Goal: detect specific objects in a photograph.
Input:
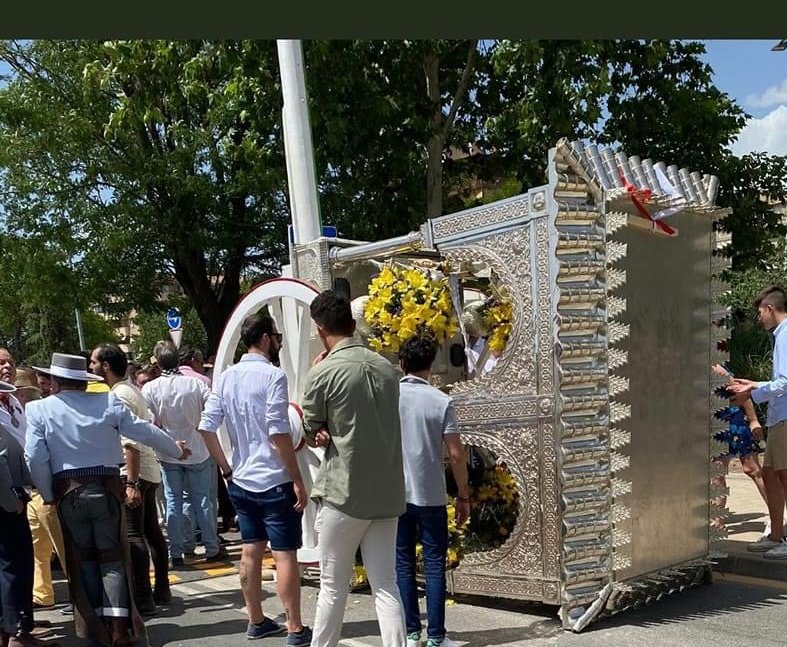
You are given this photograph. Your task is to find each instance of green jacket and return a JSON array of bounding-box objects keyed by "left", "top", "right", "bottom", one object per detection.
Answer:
[{"left": 301, "top": 337, "right": 405, "bottom": 520}]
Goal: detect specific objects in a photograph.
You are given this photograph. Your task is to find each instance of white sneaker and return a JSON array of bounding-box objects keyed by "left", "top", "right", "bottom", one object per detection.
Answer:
[
  {"left": 407, "top": 633, "right": 421, "bottom": 647},
  {"left": 764, "top": 540, "right": 787, "bottom": 560},
  {"left": 747, "top": 536, "right": 783, "bottom": 552},
  {"left": 426, "top": 638, "right": 461, "bottom": 647}
]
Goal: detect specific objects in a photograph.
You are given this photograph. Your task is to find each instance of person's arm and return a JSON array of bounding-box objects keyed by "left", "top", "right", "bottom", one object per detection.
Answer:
[
  {"left": 112, "top": 396, "right": 188, "bottom": 461},
  {"left": 123, "top": 445, "right": 142, "bottom": 507},
  {"left": 741, "top": 398, "right": 764, "bottom": 441},
  {"left": 0, "top": 436, "right": 21, "bottom": 514},
  {"left": 197, "top": 385, "right": 232, "bottom": 476},
  {"left": 300, "top": 366, "right": 331, "bottom": 448},
  {"left": 24, "top": 406, "right": 55, "bottom": 503},
  {"left": 267, "top": 373, "right": 306, "bottom": 511},
  {"left": 443, "top": 401, "right": 470, "bottom": 525}
]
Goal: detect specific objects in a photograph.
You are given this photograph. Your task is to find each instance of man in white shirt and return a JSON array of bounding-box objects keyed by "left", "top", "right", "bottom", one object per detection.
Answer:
[
  {"left": 90, "top": 343, "right": 170, "bottom": 614},
  {"left": 199, "top": 313, "right": 310, "bottom": 646},
  {"left": 142, "top": 341, "right": 225, "bottom": 567}
]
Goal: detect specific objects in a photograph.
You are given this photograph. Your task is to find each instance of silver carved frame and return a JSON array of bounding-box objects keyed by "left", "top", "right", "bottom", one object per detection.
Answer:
[{"left": 291, "top": 139, "right": 726, "bottom": 631}]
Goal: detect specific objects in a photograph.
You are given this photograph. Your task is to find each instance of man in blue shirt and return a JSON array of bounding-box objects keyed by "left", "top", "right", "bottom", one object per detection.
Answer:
[
  {"left": 729, "top": 286, "right": 787, "bottom": 559},
  {"left": 396, "top": 336, "right": 469, "bottom": 647},
  {"left": 25, "top": 353, "right": 189, "bottom": 647}
]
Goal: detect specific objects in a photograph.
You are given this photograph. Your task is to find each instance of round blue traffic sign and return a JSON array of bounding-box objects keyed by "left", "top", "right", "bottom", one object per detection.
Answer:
[{"left": 166, "top": 307, "right": 182, "bottom": 330}]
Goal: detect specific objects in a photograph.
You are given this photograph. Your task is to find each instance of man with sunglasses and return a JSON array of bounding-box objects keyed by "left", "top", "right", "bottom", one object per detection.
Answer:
[{"left": 199, "top": 313, "right": 310, "bottom": 646}]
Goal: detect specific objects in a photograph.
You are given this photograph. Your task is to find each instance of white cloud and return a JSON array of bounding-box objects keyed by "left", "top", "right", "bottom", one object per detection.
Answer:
[
  {"left": 745, "top": 78, "right": 787, "bottom": 108},
  {"left": 730, "top": 105, "right": 787, "bottom": 156}
]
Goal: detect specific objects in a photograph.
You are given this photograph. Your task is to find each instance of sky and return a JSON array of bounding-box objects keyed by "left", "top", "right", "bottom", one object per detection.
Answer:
[{"left": 702, "top": 39, "right": 787, "bottom": 156}]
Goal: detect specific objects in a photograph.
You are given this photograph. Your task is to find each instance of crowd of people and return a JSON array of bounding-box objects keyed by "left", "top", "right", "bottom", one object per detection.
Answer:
[{"left": 0, "top": 289, "right": 471, "bottom": 647}]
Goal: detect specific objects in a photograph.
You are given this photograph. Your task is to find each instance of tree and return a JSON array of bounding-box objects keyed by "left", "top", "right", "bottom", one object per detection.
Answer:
[
  {"left": 0, "top": 40, "right": 289, "bottom": 351},
  {"left": 304, "top": 40, "right": 494, "bottom": 238},
  {"left": 0, "top": 234, "right": 120, "bottom": 364},
  {"left": 130, "top": 306, "right": 208, "bottom": 363}
]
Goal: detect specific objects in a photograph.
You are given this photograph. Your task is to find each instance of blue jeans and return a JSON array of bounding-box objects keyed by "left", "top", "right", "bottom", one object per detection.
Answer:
[
  {"left": 161, "top": 459, "right": 218, "bottom": 559},
  {"left": 182, "top": 458, "right": 218, "bottom": 551},
  {"left": 396, "top": 504, "right": 448, "bottom": 641}
]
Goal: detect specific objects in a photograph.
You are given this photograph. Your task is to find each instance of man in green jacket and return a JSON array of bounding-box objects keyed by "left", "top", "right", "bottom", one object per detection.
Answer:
[{"left": 301, "top": 291, "right": 406, "bottom": 647}]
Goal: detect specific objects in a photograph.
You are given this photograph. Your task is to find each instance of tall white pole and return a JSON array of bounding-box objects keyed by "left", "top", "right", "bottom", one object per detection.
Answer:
[{"left": 276, "top": 40, "right": 322, "bottom": 246}]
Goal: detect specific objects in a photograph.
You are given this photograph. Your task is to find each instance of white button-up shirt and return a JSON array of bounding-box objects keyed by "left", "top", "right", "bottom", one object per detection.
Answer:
[
  {"left": 142, "top": 373, "right": 210, "bottom": 465},
  {"left": 199, "top": 353, "right": 290, "bottom": 493}
]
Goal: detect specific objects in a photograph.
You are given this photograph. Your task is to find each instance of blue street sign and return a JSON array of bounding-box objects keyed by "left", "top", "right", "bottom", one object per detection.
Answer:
[
  {"left": 166, "top": 307, "right": 182, "bottom": 330},
  {"left": 288, "top": 225, "right": 338, "bottom": 244}
]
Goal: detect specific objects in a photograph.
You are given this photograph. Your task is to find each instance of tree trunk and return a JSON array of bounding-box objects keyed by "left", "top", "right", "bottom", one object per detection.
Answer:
[{"left": 424, "top": 54, "right": 444, "bottom": 218}]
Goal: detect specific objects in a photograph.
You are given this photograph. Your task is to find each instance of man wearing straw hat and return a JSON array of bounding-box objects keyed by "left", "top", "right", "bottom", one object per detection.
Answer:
[{"left": 24, "top": 353, "right": 191, "bottom": 647}]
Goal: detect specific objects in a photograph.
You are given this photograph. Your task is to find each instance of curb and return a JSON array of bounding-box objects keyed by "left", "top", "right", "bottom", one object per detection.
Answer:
[{"left": 712, "top": 552, "right": 787, "bottom": 582}]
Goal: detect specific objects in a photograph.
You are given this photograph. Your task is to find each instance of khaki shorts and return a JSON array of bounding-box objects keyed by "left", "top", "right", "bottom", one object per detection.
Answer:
[{"left": 764, "top": 420, "right": 787, "bottom": 471}]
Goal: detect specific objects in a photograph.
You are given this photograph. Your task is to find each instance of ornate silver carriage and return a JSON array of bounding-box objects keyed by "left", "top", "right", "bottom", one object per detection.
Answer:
[{"left": 214, "top": 138, "right": 730, "bottom": 630}]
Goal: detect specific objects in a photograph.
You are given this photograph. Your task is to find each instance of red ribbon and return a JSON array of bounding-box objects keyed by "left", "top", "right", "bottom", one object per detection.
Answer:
[{"left": 621, "top": 174, "right": 675, "bottom": 236}]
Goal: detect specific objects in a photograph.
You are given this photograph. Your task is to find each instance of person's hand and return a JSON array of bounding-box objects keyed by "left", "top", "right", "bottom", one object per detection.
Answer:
[
  {"left": 312, "top": 350, "right": 329, "bottom": 367},
  {"left": 125, "top": 485, "right": 141, "bottom": 508},
  {"left": 455, "top": 497, "right": 470, "bottom": 526},
  {"left": 751, "top": 423, "right": 765, "bottom": 442},
  {"left": 293, "top": 479, "right": 308, "bottom": 512},
  {"left": 728, "top": 378, "right": 758, "bottom": 395},
  {"left": 176, "top": 441, "right": 192, "bottom": 461},
  {"left": 312, "top": 427, "right": 332, "bottom": 448},
  {"left": 15, "top": 499, "right": 24, "bottom": 515}
]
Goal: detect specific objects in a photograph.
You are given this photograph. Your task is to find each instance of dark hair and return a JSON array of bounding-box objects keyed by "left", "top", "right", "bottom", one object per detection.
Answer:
[
  {"left": 310, "top": 290, "right": 354, "bottom": 336},
  {"left": 54, "top": 376, "right": 88, "bottom": 391},
  {"left": 754, "top": 286, "right": 787, "bottom": 313},
  {"left": 94, "top": 343, "right": 128, "bottom": 377},
  {"left": 153, "top": 340, "right": 179, "bottom": 370},
  {"left": 399, "top": 335, "right": 438, "bottom": 374},
  {"left": 241, "top": 313, "right": 276, "bottom": 349},
  {"left": 178, "top": 346, "right": 198, "bottom": 366}
]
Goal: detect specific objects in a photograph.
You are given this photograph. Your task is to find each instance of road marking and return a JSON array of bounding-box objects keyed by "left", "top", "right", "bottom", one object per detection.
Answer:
[{"left": 338, "top": 639, "right": 376, "bottom": 647}]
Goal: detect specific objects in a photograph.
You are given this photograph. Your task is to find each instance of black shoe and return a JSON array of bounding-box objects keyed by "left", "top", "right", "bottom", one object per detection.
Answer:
[
  {"left": 153, "top": 590, "right": 172, "bottom": 606},
  {"left": 32, "top": 603, "right": 54, "bottom": 610},
  {"left": 171, "top": 558, "right": 185, "bottom": 568},
  {"left": 203, "top": 548, "right": 229, "bottom": 564},
  {"left": 136, "top": 599, "right": 157, "bottom": 617},
  {"left": 183, "top": 551, "right": 196, "bottom": 558}
]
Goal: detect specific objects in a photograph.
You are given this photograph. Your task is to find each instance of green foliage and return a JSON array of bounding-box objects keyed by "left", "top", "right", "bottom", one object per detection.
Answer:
[
  {"left": 0, "top": 40, "right": 289, "bottom": 350},
  {"left": 130, "top": 306, "right": 208, "bottom": 363},
  {"left": 0, "top": 38, "right": 784, "bottom": 363}
]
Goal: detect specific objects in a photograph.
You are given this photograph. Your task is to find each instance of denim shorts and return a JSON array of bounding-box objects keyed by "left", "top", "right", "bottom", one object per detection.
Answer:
[{"left": 227, "top": 480, "right": 303, "bottom": 551}]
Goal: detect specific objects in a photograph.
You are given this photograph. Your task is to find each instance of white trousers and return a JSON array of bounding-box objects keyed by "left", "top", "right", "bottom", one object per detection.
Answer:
[{"left": 311, "top": 505, "right": 406, "bottom": 647}]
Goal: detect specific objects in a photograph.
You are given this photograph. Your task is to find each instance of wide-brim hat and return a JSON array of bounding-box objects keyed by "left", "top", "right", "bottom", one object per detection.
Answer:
[
  {"left": 0, "top": 379, "right": 17, "bottom": 393},
  {"left": 15, "top": 369, "right": 42, "bottom": 398},
  {"left": 33, "top": 353, "right": 104, "bottom": 382}
]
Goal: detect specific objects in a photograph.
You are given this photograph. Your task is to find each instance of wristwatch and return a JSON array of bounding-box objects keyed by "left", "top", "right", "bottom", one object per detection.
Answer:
[{"left": 127, "top": 480, "right": 141, "bottom": 490}]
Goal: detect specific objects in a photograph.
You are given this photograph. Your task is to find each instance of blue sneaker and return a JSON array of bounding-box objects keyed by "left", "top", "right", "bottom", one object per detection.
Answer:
[
  {"left": 286, "top": 625, "right": 313, "bottom": 647},
  {"left": 246, "top": 617, "right": 286, "bottom": 640}
]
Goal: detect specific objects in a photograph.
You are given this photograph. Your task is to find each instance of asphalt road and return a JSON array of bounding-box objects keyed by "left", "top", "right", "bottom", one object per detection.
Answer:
[{"left": 35, "top": 571, "right": 787, "bottom": 647}]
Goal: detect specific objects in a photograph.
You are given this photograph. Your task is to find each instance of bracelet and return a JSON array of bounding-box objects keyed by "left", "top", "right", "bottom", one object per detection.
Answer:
[
  {"left": 456, "top": 496, "right": 470, "bottom": 502},
  {"left": 127, "top": 480, "right": 141, "bottom": 489}
]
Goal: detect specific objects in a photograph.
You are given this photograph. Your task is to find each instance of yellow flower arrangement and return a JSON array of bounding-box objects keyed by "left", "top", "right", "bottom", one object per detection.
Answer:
[
  {"left": 484, "top": 300, "right": 513, "bottom": 354},
  {"left": 364, "top": 264, "right": 459, "bottom": 354}
]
